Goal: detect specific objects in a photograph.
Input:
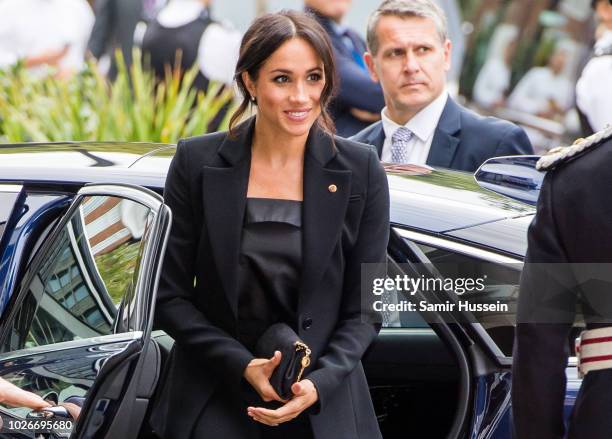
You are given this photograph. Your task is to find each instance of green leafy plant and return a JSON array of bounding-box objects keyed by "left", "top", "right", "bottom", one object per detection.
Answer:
[{"left": 0, "top": 49, "right": 235, "bottom": 143}]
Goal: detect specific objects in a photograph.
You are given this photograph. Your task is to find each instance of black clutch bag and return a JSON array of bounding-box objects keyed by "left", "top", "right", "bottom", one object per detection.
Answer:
[{"left": 254, "top": 323, "right": 312, "bottom": 400}]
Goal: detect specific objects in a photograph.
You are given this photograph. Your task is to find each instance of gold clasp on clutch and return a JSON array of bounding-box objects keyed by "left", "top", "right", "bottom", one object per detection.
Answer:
[{"left": 294, "top": 341, "right": 311, "bottom": 382}]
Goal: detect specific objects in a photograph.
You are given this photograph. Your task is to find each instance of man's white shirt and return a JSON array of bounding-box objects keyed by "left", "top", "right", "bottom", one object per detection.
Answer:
[
  {"left": 156, "top": 0, "right": 241, "bottom": 85},
  {"left": 380, "top": 91, "right": 448, "bottom": 164}
]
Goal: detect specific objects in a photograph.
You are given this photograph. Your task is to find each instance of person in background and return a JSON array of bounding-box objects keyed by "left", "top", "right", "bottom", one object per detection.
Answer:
[
  {"left": 141, "top": 0, "right": 241, "bottom": 130},
  {"left": 142, "top": 0, "right": 240, "bottom": 88},
  {"left": 576, "top": 0, "right": 612, "bottom": 135},
  {"left": 352, "top": 0, "right": 533, "bottom": 173},
  {"left": 0, "top": 0, "right": 94, "bottom": 77},
  {"left": 473, "top": 34, "right": 517, "bottom": 110},
  {"left": 87, "top": 0, "right": 144, "bottom": 80},
  {"left": 506, "top": 45, "right": 575, "bottom": 151},
  {"left": 305, "top": 0, "right": 385, "bottom": 137},
  {"left": 507, "top": 47, "right": 574, "bottom": 120}
]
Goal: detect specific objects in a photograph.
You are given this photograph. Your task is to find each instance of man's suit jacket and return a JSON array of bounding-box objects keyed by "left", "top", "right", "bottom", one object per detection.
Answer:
[
  {"left": 87, "top": 0, "right": 143, "bottom": 80},
  {"left": 351, "top": 97, "right": 534, "bottom": 172},
  {"left": 513, "top": 136, "right": 612, "bottom": 439},
  {"left": 150, "top": 117, "right": 389, "bottom": 439},
  {"left": 309, "top": 10, "right": 385, "bottom": 137}
]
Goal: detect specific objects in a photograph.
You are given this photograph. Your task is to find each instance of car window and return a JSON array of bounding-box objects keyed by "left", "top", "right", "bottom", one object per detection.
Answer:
[
  {"left": 3, "top": 195, "right": 154, "bottom": 353},
  {"left": 410, "top": 241, "right": 584, "bottom": 357},
  {"left": 414, "top": 242, "right": 520, "bottom": 356}
]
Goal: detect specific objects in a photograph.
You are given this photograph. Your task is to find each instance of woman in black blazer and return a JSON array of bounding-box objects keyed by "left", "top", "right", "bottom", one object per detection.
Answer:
[{"left": 151, "top": 10, "right": 389, "bottom": 439}]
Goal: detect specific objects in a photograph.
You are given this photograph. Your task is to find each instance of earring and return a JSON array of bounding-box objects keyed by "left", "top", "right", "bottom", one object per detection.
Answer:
[{"left": 250, "top": 95, "right": 257, "bottom": 104}]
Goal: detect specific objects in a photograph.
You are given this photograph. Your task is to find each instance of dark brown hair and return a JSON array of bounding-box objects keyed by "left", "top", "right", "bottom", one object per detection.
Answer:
[{"left": 229, "top": 10, "right": 337, "bottom": 136}]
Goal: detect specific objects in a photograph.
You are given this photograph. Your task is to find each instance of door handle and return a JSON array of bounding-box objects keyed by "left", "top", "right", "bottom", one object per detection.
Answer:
[{"left": 27, "top": 405, "right": 71, "bottom": 419}]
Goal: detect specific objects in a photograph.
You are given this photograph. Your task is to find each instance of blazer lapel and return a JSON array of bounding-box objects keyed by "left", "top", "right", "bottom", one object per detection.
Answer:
[
  {"left": 427, "top": 97, "right": 461, "bottom": 168},
  {"left": 201, "top": 118, "right": 253, "bottom": 318},
  {"left": 364, "top": 122, "right": 385, "bottom": 158},
  {"left": 300, "top": 128, "right": 352, "bottom": 310}
]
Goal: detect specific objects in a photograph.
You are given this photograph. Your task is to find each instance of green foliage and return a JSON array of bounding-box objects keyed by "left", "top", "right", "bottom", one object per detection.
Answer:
[
  {"left": 94, "top": 240, "right": 142, "bottom": 306},
  {"left": 0, "top": 50, "right": 235, "bottom": 143}
]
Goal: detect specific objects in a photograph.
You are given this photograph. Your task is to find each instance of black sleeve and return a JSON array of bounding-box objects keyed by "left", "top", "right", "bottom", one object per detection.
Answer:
[
  {"left": 334, "top": 52, "right": 386, "bottom": 113},
  {"left": 87, "top": 0, "right": 113, "bottom": 59},
  {"left": 306, "top": 149, "right": 389, "bottom": 410},
  {"left": 155, "top": 141, "right": 254, "bottom": 385},
  {"left": 512, "top": 171, "right": 577, "bottom": 439}
]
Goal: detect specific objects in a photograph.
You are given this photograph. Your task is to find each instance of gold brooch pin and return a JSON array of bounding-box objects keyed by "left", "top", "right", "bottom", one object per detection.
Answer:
[{"left": 328, "top": 184, "right": 337, "bottom": 193}]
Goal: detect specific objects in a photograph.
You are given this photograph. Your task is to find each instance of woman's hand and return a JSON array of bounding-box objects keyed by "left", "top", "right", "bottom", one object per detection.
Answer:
[
  {"left": 0, "top": 378, "right": 51, "bottom": 410},
  {"left": 247, "top": 379, "right": 318, "bottom": 426},
  {"left": 243, "top": 351, "right": 285, "bottom": 403},
  {"left": 59, "top": 402, "right": 82, "bottom": 420}
]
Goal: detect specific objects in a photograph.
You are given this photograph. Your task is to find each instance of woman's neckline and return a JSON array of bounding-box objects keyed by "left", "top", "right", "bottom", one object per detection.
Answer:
[{"left": 246, "top": 197, "right": 303, "bottom": 203}]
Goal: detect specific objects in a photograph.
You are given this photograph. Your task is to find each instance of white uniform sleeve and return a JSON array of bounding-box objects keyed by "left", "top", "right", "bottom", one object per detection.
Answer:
[
  {"left": 576, "top": 57, "right": 612, "bottom": 132},
  {"left": 197, "top": 23, "right": 242, "bottom": 85}
]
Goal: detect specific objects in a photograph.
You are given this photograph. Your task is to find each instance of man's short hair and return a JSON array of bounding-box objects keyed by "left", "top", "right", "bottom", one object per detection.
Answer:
[{"left": 367, "top": 0, "right": 448, "bottom": 55}]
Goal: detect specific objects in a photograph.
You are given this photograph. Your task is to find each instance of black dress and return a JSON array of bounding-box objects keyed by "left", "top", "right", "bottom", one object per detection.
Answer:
[
  {"left": 237, "top": 198, "right": 313, "bottom": 439},
  {"left": 236, "top": 198, "right": 302, "bottom": 352}
]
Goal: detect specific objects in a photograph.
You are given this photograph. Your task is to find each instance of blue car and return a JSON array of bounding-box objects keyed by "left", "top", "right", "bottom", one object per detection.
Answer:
[{"left": 0, "top": 143, "right": 580, "bottom": 438}]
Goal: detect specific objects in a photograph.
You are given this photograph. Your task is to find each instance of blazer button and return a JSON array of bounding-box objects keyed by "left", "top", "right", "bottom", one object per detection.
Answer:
[{"left": 302, "top": 317, "right": 313, "bottom": 330}]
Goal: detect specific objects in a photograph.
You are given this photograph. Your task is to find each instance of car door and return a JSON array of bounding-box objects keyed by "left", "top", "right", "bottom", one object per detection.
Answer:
[
  {"left": 0, "top": 184, "right": 171, "bottom": 439},
  {"left": 393, "top": 227, "right": 582, "bottom": 438}
]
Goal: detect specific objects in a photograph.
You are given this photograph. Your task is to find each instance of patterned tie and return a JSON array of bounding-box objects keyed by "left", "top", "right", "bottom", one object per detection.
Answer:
[{"left": 390, "top": 127, "right": 413, "bottom": 164}]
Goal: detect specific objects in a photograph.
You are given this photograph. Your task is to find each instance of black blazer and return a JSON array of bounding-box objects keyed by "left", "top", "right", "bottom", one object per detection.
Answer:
[
  {"left": 513, "top": 136, "right": 612, "bottom": 438},
  {"left": 351, "top": 97, "right": 534, "bottom": 172},
  {"left": 151, "top": 118, "right": 389, "bottom": 439}
]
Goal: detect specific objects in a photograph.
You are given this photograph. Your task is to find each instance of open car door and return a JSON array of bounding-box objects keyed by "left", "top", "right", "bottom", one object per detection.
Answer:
[{"left": 0, "top": 184, "right": 171, "bottom": 439}]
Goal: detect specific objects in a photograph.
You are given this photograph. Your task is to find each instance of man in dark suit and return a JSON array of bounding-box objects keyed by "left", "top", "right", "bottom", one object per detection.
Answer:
[
  {"left": 352, "top": 0, "right": 533, "bottom": 172},
  {"left": 306, "top": 0, "right": 386, "bottom": 137},
  {"left": 513, "top": 127, "right": 612, "bottom": 438},
  {"left": 87, "top": 0, "right": 143, "bottom": 80}
]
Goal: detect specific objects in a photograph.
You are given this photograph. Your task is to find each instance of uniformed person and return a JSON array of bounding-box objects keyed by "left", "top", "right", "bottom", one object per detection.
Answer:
[
  {"left": 512, "top": 125, "right": 612, "bottom": 438},
  {"left": 576, "top": 0, "right": 612, "bottom": 135}
]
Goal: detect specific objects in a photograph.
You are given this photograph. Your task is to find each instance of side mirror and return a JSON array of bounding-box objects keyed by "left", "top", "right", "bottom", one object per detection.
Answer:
[{"left": 474, "top": 155, "right": 544, "bottom": 205}]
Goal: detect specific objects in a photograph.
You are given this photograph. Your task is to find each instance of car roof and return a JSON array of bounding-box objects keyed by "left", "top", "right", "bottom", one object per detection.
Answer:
[
  {"left": 0, "top": 142, "right": 170, "bottom": 188},
  {"left": 0, "top": 143, "right": 533, "bottom": 255}
]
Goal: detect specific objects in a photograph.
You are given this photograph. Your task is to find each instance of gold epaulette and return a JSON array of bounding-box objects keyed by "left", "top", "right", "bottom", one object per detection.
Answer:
[{"left": 536, "top": 125, "right": 612, "bottom": 171}]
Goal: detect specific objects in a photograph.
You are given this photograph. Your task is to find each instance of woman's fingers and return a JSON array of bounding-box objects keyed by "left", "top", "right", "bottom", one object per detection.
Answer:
[
  {"left": 248, "top": 397, "right": 304, "bottom": 424},
  {"left": 248, "top": 411, "right": 278, "bottom": 426},
  {"left": 245, "top": 351, "right": 287, "bottom": 403},
  {"left": 249, "top": 380, "right": 318, "bottom": 425},
  {"left": 258, "top": 380, "right": 283, "bottom": 402},
  {"left": 264, "top": 351, "right": 282, "bottom": 374},
  {"left": 0, "top": 380, "right": 51, "bottom": 410}
]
